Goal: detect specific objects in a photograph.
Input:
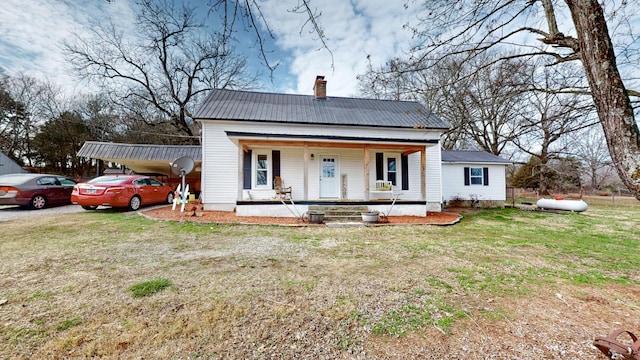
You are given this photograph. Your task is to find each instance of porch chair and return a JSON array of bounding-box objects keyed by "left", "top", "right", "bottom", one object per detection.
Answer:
[
  {"left": 375, "top": 180, "right": 393, "bottom": 191},
  {"left": 370, "top": 180, "right": 394, "bottom": 199},
  {"left": 274, "top": 176, "right": 292, "bottom": 199}
]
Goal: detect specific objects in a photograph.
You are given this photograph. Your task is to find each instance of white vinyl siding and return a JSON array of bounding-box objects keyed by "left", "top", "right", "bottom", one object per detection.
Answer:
[
  {"left": 200, "top": 122, "right": 239, "bottom": 209},
  {"left": 407, "top": 152, "right": 423, "bottom": 199},
  {"left": 425, "top": 144, "right": 442, "bottom": 204},
  {"left": 199, "top": 120, "right": 443, "bottom": 208},
  {"left": 442, "top": 163, "right": 507, "bottom": 201},
  {"left": 278, "top": 148, "right": 307, "bottom": 200}
]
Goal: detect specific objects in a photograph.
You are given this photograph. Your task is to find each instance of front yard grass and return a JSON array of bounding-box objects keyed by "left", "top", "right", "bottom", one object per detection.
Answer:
[{"left": 1, "top": 201, "right": 639, "bottom": 358}]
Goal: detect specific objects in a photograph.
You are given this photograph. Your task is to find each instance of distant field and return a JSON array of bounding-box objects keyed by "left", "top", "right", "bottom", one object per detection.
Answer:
[
  {"left": 1, "top": 204, "right": 639, "bottom": 358},
  {"left": 579, "top": 194, "right": 640, "bottom": 207},
  {"left": 514, "top": 191, "right": 640, "bottom": 208}
]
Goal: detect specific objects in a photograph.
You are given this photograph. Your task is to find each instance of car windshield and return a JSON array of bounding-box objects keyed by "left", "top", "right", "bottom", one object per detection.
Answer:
[
  {"left": 0, "top": 174, "right": 36, "bottom": 185},
  {"left": 88, "top": 176, "right": 129, "bottom": 185}
]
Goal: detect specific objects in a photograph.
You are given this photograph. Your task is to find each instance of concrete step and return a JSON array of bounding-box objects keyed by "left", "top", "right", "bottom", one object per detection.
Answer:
[{"left": 308, "top": 205, "right": 370, "bottom": 223}]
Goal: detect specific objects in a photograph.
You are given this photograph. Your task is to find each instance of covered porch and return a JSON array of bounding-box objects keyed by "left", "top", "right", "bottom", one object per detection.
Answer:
[
  {"left": 225, "top": 131, "right": 442, "bottom": 216},
  {"left": 235, "top": 198, "right": 429, "bottom": 218}
]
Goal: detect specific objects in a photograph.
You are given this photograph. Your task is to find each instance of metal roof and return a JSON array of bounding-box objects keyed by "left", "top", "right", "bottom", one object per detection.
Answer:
[
  {"left": 194, "top": 89, "right": 450, "bottom": 130},
  {"left": 77, "top": 141, "right": 202, "bottom": 161},
  {"left": 441, "top": 150, "right": 511, "bottom": 164},
  {"left": 77, "top": 141, "right": 202, "bottom": 176}
]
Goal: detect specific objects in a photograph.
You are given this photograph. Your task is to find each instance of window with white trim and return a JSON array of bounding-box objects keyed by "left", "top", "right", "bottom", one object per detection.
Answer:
[
  {"left": 470, "top": 167, "right": 483, "bottom": 185},
  {"left": 464, "top": 166, "right": 489, "bottom": 186},
  {"left": 376, "top": 152, "right": 402, "bottom": 187},
  {"left": 255, "top": 153, "right": 270, "bottom": 188},
  {"left": 387, "top": 157, "right": 397, "bottom": 186}
]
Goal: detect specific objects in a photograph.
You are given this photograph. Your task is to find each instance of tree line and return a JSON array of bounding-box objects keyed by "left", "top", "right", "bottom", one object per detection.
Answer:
[
  {"left": 2, "top": 0, "right": 637, "bottom": 196},
  {"left": 356, "top": 0, "right": 640, "bottom": 196},
  {"left": 0, "top": 74, "right": 186, "bottom": 177},
  {"left": 357, "top": 51, "right": 618, "bottom": 194},
  {"left": 1, "top": 0, "right": 256, "bottom": 178}
]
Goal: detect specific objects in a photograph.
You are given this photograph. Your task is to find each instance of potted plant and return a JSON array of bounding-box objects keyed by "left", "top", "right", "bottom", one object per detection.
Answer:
[{"left": 361, "top": 210, "right": 379, "bottom": 223}]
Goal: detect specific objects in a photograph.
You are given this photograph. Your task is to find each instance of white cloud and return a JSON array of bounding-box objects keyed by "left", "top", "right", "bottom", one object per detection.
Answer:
[
  {"left": 258, "top": 0, "right": 419, "bottom": 97},
  {"left": 0, "top": 0, "right": 417, "bottom": 98},
  {"left": 0, "top": 0, "right": 136, "bottom": 95}
]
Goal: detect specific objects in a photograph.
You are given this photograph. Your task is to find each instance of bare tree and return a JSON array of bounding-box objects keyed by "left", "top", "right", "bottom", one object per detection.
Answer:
[
  {"left": 75, "top": 94, "right": 121, "bottom": 143},
  {"left": 359, "top": 52, "right": 531, "bottom": 156},
  {"left": 442, "top": 56, "right": 531, "bottom": 155},
  {"left": 357, "top": 59, "right": 419, "bottom": 101},
  {"left": 379, "top": 0, "right": 640, "bottom": 199},
  {"left": 206, "top": 0, "right": 334, "bottom": 75},
  {"left": 568, "top": 127, "right": 618, "bottom": 190},
  {"left": 2, "top": 74, "right": 66, "bottom": 167},
  {"left": 0, "top": 76, "right": 27, "bottom": 164},
  {"left": 33, "top": 111, "right": 91, "bottom": 176},
  {"left": 512, "top": 63, "right": 597, "bottom": 194},
  {"left": 65, "top": 0, "right": 255, "bottom": 144}
]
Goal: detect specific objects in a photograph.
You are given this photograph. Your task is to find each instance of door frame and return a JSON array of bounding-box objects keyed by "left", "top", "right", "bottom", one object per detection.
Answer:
[{"left": 319, "top": 154, "right": 340, "bottom": 199}]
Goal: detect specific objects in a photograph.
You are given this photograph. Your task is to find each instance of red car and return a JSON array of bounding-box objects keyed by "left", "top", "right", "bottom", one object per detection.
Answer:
[
  {"left": 0, "top": 173, "right": 77, "bottom": 209},
  {"left": 72, "top": 175, "right": 175, "bottom": 211}
]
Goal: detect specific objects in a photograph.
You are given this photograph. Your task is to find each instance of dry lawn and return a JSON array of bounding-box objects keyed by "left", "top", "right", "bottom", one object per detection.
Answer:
[{"left": 1, "top": 200, "right": 640, "bottom": 359}]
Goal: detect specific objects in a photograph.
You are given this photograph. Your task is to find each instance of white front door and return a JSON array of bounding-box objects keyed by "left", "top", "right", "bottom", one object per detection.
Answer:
[{"left": 319, "top": 155, "right": 339, "bottom": 198}]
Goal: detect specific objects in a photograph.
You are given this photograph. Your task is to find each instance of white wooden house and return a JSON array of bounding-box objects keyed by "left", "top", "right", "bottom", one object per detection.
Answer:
[
  {"left": 441, "top": 150, "right": 512, "bottom": 207},
  {"left": 193, "top": 76, "right": 450, "bottom": 217},
  {"left": 76, "top": 78, "right": 512, "bottom": 216}
]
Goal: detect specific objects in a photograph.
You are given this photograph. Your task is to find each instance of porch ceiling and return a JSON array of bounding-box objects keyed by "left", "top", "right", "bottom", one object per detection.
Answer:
[{"left": 227, "top": 131, "right": 437, "bottom": 154}]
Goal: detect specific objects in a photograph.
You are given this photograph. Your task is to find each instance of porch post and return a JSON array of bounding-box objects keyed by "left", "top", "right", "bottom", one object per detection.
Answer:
[
  {"left": 421, "top": 148, "right": 426, "bottom": 200},
  {"left": 304, "top": 143, "right": 309, "bottom": 200},
  {"left": 238, "top": 142, "right": 245, "bottom": 201},
  {"left": 364, "top": 145, "right": 370, "bottom": 200}
]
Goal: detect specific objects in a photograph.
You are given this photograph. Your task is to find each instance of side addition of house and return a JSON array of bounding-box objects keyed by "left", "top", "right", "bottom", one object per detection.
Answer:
[
  {"left": 193, "top": 76, "right": 451, "bottom": 217},
  {"left": 441, "top": 150, "right": 512, "bottom": 207}
]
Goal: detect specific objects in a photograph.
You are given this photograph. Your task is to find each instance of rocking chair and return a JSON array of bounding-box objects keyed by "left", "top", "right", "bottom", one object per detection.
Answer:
[{"left": 274, "top": 176, "right": 292, "bottom": 199}]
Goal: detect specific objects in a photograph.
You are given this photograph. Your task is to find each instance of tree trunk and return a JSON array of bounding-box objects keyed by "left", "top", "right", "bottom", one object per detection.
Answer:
[{"left": 565, "top": 0, "right": 640, "bottom": 199}]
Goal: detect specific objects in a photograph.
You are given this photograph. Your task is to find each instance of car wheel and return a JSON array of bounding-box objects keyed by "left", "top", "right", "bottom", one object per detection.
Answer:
[
  {"left": 31, "top": 195, "right": 47, "bottom": 209},
  {"left": 128, "top": 196, "right": 141, "bottom": 211},
  {"left": 166, "top": 192, "right": 174, "bottom": 204},
  {"left": 81, "top": 205, "right": 98, "bottom": 210}
]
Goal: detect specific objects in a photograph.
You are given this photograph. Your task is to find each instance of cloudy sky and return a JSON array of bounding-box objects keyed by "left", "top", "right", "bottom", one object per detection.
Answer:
[{"left": 0, "top": 0, "right": 421, "bottom": 98}]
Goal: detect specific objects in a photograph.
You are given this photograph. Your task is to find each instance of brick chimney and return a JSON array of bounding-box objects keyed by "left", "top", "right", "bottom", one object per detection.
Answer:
[{"left": 313, "top": 75, "right": 327, "bottom": 99}]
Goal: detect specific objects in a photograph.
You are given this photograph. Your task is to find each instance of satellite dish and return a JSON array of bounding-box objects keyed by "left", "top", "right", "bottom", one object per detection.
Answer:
[
  {"left": 171, "top": 156, "right": 195, "bottom": 176},
  {"left": 170, "top": 157, "right": 195, "bottom": 211}
]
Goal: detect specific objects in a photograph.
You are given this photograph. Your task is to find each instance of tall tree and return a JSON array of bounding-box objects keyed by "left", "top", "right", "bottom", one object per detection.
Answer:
[
  {"left": 0, "top": 77, "right": 28, "bottom": 164},
  {"left": 377, "top": 0, "right": 640, "bottom": 199},
  {"left": 65, "top": 0, "right": 255, "bottom": 143},
  {"left": 5, "top": 74, "right": 64, "bottom": 167},
  {"left": 568, "top": 127, "right": 618, "bottom": 190},
  {"left": 33, "top": 111, "right": 92, "bottom": 176},
  {"left": 76, "top": 94, "right": 120, "bottom": 143},
  {"left": 358, "top": 53, "right": 531, "bottom": 156},
  {"left": 439, "top": 56, "right": 531, "bottom": 155},
  {"left": 512, "top": 63, "right": 596, "bottom": 194}
]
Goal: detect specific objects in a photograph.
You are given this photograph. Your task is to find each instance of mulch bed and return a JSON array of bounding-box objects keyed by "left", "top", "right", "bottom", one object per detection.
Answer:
[{"left": 141, "top": 205, "right": 462, "bottom": 226}]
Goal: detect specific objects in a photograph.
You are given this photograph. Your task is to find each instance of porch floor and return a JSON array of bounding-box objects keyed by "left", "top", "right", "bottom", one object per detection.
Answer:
[{"left": 236, "top": 199, "right": 425, "bottom": 205}]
